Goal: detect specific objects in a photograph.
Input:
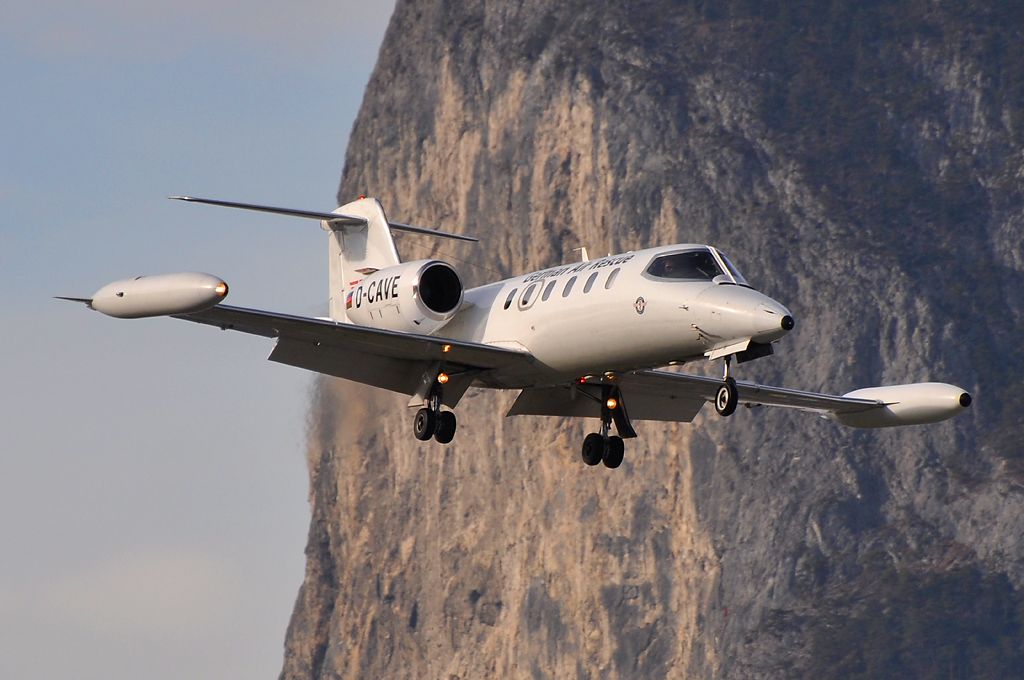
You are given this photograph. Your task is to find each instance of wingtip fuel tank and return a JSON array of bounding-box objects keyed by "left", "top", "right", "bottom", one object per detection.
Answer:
[
  {"left": 834, "top": 382, "right": 972, "bottom": 428},
  {"left": 90, "top": 272, "right": 229, "bottom": 319}
]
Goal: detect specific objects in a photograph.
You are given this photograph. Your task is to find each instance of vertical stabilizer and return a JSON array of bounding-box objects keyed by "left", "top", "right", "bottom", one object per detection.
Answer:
[
  {"left": 167, "top": 194, "right": 475, "bottom": 323},
  {"left": 323, "top": 197, "right": 401, "bottom": 322}
]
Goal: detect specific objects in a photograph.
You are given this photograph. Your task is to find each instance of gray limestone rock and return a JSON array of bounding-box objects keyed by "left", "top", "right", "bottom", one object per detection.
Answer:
[{"left": 280, "top": 2, "right": 1024, "bottom": 678}]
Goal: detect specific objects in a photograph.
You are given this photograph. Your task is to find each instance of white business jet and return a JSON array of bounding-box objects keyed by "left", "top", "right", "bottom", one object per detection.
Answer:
[{"left": 60, "top": 196, "right": 972, "bottom": 469}]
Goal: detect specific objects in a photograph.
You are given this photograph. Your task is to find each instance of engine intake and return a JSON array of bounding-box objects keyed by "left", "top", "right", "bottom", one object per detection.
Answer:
[
  {"left": 419, "top": 262, "right": 462, "bottom": 314},
  {"left": 345, "top": 259, "right": 464, "bottom": 334}
]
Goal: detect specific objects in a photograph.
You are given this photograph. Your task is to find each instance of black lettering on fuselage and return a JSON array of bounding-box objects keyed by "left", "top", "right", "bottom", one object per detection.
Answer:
[
  {"left": 354, "top": 274, "right": 401, "bottom": 309},
  {"left": 521, "top": 253, "right": 635, "bottom": 283}
]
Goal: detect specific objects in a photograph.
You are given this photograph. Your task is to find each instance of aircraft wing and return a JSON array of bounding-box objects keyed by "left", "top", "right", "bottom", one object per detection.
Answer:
[
  {"left": 174, "top": 304, "right": 534, "bottom": 404},
  {"left": 621, "top": 369, "right": 879, "bottom": 415},
  {"left": 624, "top": 369, "right": 972, "bottom": 427},
  {"left": 507, "top": 367, "right": 969, "bottom": 430},
  {"left": 509, "top": 368, "right": 879, "bottom": 422}
]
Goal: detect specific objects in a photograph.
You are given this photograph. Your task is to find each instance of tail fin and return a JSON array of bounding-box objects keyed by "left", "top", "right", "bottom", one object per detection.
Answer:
[
  {"left": 324, "top": 197, "right": 400, "bottom": 322},
  {"left": 169, "top": 195, "right": 477, "bottom": 323}
]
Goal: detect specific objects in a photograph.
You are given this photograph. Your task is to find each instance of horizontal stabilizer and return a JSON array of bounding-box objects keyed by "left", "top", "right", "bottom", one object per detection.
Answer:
[{"left": 170, "top": 196, "right": 478, "bottom": 242}]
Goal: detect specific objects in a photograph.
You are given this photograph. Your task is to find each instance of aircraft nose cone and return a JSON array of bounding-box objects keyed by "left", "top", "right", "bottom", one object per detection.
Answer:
[
  {"left": 752, "top": 299, "right": 793, "bottom": 342},
  {"left": 694, "top": 286, "right": 794, "bottom": 343}
]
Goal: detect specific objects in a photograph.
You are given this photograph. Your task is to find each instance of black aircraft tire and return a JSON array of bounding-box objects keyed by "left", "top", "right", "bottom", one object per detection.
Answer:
[
  {"left": 435, "top": 411, "right": 457, "bottom": 444},
  {"left": 715, "top": 377, "right": 738, "bottom": 417},
  {"left": 581, "top": 433, "right": 604, "bottom": 466},
  {"left": 413, "top": 408, "right": 437, "bottom": 441},
  {"left": 603, "top": 436, "right": 625, "bottom": 469}
]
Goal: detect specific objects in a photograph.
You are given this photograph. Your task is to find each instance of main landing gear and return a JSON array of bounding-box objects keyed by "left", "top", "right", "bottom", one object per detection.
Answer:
[
  {"left": 581, "top": 386, "right": 635, "bottom": 470},
  {"left": 413, "top": 379, "right": 457, "bottom": 444},
  {"left": 715, "top": 357, "right": 739, "bottom": 417}
]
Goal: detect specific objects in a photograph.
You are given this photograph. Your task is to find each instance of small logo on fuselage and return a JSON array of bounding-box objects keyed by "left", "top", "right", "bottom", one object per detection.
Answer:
[{"left": 635, "top": 296, "right": 646, "bottom": 315}]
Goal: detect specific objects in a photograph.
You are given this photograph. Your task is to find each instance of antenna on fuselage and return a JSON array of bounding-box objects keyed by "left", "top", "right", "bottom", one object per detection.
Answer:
[{"left": 574, "top": 247, "right": 591, "bottom": 263}]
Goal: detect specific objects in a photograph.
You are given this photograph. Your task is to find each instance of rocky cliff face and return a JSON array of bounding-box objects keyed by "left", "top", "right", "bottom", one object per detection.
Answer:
[{"left": 281, "top": 2, "right": 1024, "bottom": 678}]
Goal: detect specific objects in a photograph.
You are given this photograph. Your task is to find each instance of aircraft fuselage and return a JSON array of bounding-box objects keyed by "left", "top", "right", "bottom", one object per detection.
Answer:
[{"left": 442, "top": 244, "right": 793, "bottom": 386}]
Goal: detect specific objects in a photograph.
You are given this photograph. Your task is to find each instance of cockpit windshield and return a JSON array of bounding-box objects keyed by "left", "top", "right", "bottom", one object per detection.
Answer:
[
  {"left": 646, "top": 249, "right": 724, "bottom": 281},
  {"left": 645, "top": 247, "right": 750, "bottom": 286}
]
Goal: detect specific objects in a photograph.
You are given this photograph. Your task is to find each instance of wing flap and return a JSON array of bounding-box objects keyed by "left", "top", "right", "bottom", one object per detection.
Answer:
[
  {"left": 507, "top": 386, "right": 601, "bottom": 418},
  {"left": 508, "top": 383, "right": 705, "bottom": 423},
  {"left": 269, "top": 338, "right": 428, "bottom": 395}
]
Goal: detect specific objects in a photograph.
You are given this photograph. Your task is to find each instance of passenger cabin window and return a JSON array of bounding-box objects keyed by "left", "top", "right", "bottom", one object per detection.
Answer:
[
  {"left": 646, "top": 250, "right": 724, "bottom": 281},
  {"left": 541, "top": 279, "right": 557, "bottom": 301},
  {"left": 605, "top": 268, "right": 621, "bottom": 289},
  {"left": 583, "top": 272, "right": 599, "bottom": 293},
  {"left": 520, "top": 283, "right": 538, "bottom": 307},
  {"left": 562, "top": 276, "right": 577, "bottom": 297},
  {"left": 503, "top": 288, "right": 517, "bottom": 310}
]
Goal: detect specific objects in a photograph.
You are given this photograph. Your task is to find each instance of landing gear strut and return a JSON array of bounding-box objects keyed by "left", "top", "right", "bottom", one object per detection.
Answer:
[
  {"left": 412, "top": 379, "right": 457, "bottom": 444},
  {"left": 580, "top": 386, "right": 632, "bottom": 469},
  {"left": 715, "top": 357, "right": 739, "bottom": 417}
]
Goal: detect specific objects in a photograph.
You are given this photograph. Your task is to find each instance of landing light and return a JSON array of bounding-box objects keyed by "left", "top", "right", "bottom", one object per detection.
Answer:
[
  {"left": 437, "top": 372, "right": 450, "bottom": 384},
  {"left": 442, "top": 344, "right": 452, "bottom": 353},
  {"left": 606, "top": 398, "right": 618, "bottom": 410},
  {"left": 214, "top": 282, "right": 229, "bottom": 297}
]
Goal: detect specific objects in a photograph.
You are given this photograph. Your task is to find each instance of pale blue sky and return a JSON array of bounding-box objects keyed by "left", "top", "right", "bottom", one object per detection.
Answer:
[{"left": 1, "top": 2, "right": 396, "bottom": 677}]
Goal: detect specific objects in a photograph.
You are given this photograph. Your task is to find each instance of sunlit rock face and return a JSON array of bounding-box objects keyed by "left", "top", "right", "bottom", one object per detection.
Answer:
[{"left": 280, "top": 2, "right": 1024, "bottom": 678}]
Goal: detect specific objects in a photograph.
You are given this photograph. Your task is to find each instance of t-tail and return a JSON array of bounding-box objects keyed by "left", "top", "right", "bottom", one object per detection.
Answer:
[
  {"left": 324, "top": 197, "right": 400, "bottom": 322},
  {"left": 168, "top": 195, "right": 477, "bottom": 322}
]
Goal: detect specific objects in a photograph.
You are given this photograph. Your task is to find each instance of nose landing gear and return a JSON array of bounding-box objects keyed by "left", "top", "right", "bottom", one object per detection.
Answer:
[{"left": 715, "top": 357, "right": 739, "bottom": 417}]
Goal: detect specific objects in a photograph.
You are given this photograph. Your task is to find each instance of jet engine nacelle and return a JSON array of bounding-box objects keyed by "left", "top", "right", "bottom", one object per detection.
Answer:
[
  {"left": 346, "top": 259, "right": 464, "bottom": 334},
  {"left": 834, "top": 382, "right": 972, "bottom": 428},
  {"left": 90, "top": 272, "right": 229, "bottom": 318}
]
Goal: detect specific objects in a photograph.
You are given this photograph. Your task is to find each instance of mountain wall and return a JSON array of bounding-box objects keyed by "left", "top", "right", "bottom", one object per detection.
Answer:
[{"left": 281, "top": 2, "right": 1024, "bottom": 678}]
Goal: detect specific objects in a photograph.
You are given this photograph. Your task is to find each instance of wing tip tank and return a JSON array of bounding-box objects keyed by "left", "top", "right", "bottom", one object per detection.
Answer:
[{"left": 835, "top": 382, "right": 972, "bottom": 427}]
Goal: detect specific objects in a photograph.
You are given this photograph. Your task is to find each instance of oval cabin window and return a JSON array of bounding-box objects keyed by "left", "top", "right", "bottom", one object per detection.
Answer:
[{"left": 542, "top": 279, "right": 557, "bottom": 301}]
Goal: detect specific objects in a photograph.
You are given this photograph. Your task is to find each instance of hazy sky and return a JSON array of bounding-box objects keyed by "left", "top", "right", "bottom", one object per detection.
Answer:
[{"left": 0, "top": 1, "right": 396, "bottom": 677}]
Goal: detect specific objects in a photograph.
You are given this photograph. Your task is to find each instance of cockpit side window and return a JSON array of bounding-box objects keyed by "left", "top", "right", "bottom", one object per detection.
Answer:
[
  {"left": 715, "top": 251, "right": 750, "bottom": 287},
  {"left": 646, "top": 250, "right": 724, "bottom": 281}
]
